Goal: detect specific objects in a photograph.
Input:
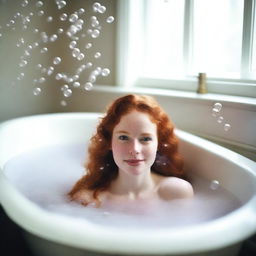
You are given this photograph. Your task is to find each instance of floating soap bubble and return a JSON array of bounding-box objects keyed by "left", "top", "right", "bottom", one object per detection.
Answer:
[
  {"left": 40, "top": 47, "right": 48, "bottom": 53},
  {"left": 55, "top": 73, "right": 63, "bottom": 80},
  {"left": 47, "top": 66, "right": 54, "bottom": 76},
  {"left": 224, "top": 123, "right": 231, "bottom": 132},
  {"left": 91, "top": 29, "right": 100, "bottom": 38},
  {"left": 50, "top": 34, "right": 58, "bottom": 42},
  {"left": 19, "top": 60, "right": 27, "bottom": 67},
  {"left": 53, "top": 57, "right": 62, "bottom": 65},
  {"left": 94, "top": 52, "right": 101, "bottom": 58},
  {"left": 85, "top": 43, "right": 92, "bottom": 49},
  {"left": 60, "top": 100, "right": 67, "bottom": 106},
  {"left": 69, "top": 41, "right": 77, "bottom": 49},
  {"left": 101, "top": 68, "right": 110, "bottom": 76},
  {"left": 77, "top": 53, "right": 85, "bottom": 61},
  {"left": 33, "top": 87, "right": 41, "bottom": 96},
  {"left": 69, "top": 14, "right": 78, "bottom": 23},
  {"left": 217, "top": 116, "right": 224, "bottom": 123},
  {"left": 84, "top": 82, "right": 93, "bottom": 91},
  {"left": 73, "top": 82, "right": 80, "bottom": 88},
  {"left": 210, "top": 180, "right": 220, "bottom": 190},
  {"left": 60, "top": 13, "right": 68, "bottom": 21},
  {"left": 61, "top": 84, "right": 69, "bottom": 91},
  {"left": 36, "top": 1, "right": 44, "bottom": 8},
  {"left": 37, "top": 10, "right": 44, "bottom": 16},
  {"left": 63, "top": 88, "right": 72, "bottom": 97},
  {"left": 39, "top": 77, "right": 46, "bottom": 83},
  {"left": 106, "top": 16, "right": 114, "bottom": 23},
  {"left": 56, "top": 0, "right": 67, "bottom": 10},
  {"left": 47, "top": 16, "right": 53, "bottom": 22}
]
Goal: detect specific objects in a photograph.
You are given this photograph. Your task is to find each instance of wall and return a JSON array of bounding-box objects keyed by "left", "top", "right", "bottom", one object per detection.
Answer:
[{"left": 0, "top": 0, "right": 117, "bottom": 122}]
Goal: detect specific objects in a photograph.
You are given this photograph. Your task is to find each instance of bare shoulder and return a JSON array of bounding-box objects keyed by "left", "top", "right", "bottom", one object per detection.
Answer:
[{"left": 157, "top": 177, "right": 194, "bottom": 200}]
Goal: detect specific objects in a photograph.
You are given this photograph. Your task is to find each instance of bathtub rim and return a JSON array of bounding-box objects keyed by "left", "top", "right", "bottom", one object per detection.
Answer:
[{"left": 0, "top": 112, "right": 256, "bottom": 255}]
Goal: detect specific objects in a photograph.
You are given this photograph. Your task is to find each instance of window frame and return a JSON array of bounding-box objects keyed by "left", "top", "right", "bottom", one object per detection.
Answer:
[{"left": 116, "top": 0, "right": 256, "bottom": 98}]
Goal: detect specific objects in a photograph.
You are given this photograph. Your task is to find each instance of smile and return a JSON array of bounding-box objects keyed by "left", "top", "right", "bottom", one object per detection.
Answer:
[{"left": 124, "top": 159, "right": 144, "bottom": 166}]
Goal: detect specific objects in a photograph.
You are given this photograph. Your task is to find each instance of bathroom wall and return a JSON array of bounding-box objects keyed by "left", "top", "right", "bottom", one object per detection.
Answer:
[{"left": 0, "top": 0, "right": 117, "bottom": 122}]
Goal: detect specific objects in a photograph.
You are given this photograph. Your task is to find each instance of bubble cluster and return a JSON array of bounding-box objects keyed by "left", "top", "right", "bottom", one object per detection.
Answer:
[
  {"left": 211, "top": 103, "right": 231, "bottom": 132},
  {"left": 1, "top": 1, "right": 114, "bottom": 105}
]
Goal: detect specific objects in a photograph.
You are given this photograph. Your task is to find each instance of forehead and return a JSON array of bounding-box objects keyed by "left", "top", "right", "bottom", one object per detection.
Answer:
[{"left": 113, "top": 111, "right": 157, "bottom": 132}]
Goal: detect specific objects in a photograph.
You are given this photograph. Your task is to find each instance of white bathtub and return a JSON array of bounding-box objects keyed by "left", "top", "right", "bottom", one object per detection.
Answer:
[{"left": 0, "top": 113, "right": 255, "bottom": 256}]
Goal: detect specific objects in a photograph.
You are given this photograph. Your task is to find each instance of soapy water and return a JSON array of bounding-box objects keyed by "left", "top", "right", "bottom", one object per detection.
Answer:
[
  {"left": 212, "top": 103, "right": 231, "bottom": 132},
  {"left": 0, "top": 0, "right": 114, "bottom": 105},
  {"left": 3, "top": 143, "right": 241, "bottom": 229}
]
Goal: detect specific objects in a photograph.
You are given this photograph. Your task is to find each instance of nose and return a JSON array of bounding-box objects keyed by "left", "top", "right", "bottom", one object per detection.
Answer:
[{"left": 129, "top": 140, "right": 141, "bottom": 156}]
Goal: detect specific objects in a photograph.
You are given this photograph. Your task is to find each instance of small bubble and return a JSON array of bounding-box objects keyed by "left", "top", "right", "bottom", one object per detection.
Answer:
[
  {"left": 40, "top": 47, "right": 48, "bottom": 53},
  {"left": 60, "top": 100, "right": 67, "bottom": 106},
  {"left": 60, "top": 13, "right": 68, "bottom": 21},
  {"left": 106, "top": 16, "right": 114, "bottom": 23},
  {"left": 78, "top": 8, "right": 85, "bottom": 15},
  {"left": 69, "top": 41, "right": 77, "bottom": 49},
  {"left": 50, "top": 34, "right": 58, "bottom": 42},
  {"left": 224, "top": 123, "right": 231, "bottom": 132},
  {"left": 61, "top": 84, "right": 69, "bottom": 91},
  {"left": 38, "top": 10, "right": 44, "bottom": 16},
  {"left": 77, "top": 53, "right": 85, "bottom": 61},
  {"left": 91, "top": 29, "right": 100, "bottom": 38},
  {"left": 213, "top": 103, "right": 222, "bottom": 112},
  {"left": 163, "top": 143, "right": 169, "bottom": 147},
  {"left": 217, "top": 116, "right": 224, "bottom": 123},
  {"left": 72, "top": 48, "right": 80, "bottom": 58},
  {"left": 47, "top": 66, "right": 54, "bottom": 76},
  {"left": 73, "top": 81, "right": 80, "bottom": 88},
  {"left": 21, "top": 0, "right": 29, "bottom": 7},
  {"left": 55, "top": 73, "right": 63, "bottom": 80},
  {"left": 84, "top": 82, "right": 93, "bottom": 91},
  {"left": 39, "top": 77, "right": 45, "bottom": 83},
  {"left": 99, "top": 166, "right": 104, "bottom": 170},
  {"left": 33, "top": 87, "right": 41, "bottom": 96},
  {"left": 57, "top": 1, "right": 67, "bottom": 9},
  {"left": 89, "top": 75, "right": 96, "bottom": 83},
  {"left": 19, "top": 60, "right": 27, "bottom": 67},
  {"left": 57, "top": 28, "right": 64, "bottom": 34},
  {"left": 36, "top": 1, "right": 44, "bottom": 8},
  {"left": 93, "top": 2, "right": 101, "bottom": 12},
  {"left": 210, "top": 180, "right": 220, "bottom": 190},
  {"left": 101, "top": 68, "right": 110, "bottom": 76},
  {"left": 47, "top": 16, "right": 53, "bottom": 22},
  {"left": 94, "top": 52, "right": 101, "bottom": 58},
  {"left": 85, "top": 43, "right": 92, "bottom": 49},
  {"left": 98, "top": 5, "right": 106, "bottom": 14},
  {"left": 53, "top": 57, "right": 62, "bottom": 65},
  {"left": 69, "top": 13, "right": 78, "bottom": 23},
  {"left": 63, "top": 88, "right": 72, "bottom": 97}
]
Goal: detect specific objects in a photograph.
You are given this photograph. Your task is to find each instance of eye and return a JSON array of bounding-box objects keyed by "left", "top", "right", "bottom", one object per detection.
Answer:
[
  {"left": 140, "top": 136, "right": 152, "bottom": 142},
  {"left": 118, "top": 135, "right": 129, "bottom": 141}
]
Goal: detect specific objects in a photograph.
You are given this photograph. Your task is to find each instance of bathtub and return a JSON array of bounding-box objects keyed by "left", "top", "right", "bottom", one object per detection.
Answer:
[{"left": 0, "top": 112, "right": 255, "bottom": 256}]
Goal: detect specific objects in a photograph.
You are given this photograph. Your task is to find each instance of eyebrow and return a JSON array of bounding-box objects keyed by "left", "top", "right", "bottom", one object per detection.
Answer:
[{"left": 115, "top": 130, "right": 153, "bottom": 136}]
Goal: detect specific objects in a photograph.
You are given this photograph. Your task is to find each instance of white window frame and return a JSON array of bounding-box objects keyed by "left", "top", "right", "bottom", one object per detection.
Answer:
[{"left": 116, "top": 0, "right": 256, "bottom": 98}]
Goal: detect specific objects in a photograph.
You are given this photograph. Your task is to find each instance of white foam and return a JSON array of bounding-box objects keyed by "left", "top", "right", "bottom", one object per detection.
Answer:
[{"left": 3, "top": 143, "right": 241, "bottom": 229}]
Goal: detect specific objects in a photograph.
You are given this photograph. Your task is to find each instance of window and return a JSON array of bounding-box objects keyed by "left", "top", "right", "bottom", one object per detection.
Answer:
[{"left": 117, "top": 0, "right": 256, "bottom": 97}]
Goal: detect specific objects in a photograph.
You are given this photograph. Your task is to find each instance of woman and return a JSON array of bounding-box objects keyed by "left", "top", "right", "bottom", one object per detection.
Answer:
[{"left": 69, "top": 94, "right": 193, "bottom": 206}]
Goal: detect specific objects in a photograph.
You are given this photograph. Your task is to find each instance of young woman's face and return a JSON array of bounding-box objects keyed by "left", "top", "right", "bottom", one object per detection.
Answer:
[{"left": 111, "top": 110, "right": 158, "bottom": 176}]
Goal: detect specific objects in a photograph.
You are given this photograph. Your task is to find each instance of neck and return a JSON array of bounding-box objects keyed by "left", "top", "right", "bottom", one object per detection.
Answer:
[{"left": 109, "top": 169, "right": 155, "bottom": 197}]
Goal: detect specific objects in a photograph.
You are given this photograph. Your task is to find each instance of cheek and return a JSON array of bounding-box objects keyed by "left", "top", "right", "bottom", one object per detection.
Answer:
[{"left": 111, "top": 140, "right": 126, "bottom": 158}]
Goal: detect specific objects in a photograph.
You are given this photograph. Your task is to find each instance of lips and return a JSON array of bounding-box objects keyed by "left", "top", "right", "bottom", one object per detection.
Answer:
[{"left": 124, "top": 159, "right": 144, "bottom": 166}]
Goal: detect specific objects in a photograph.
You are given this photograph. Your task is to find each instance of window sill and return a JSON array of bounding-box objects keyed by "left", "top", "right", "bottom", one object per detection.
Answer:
[{"left": 82, "top": 84, "right": 256, "bottom": 161}]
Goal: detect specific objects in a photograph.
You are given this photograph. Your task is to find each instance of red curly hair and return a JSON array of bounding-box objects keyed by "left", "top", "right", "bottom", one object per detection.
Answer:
[{"left": 69, "top": 94, "right": 184, "bottom": 201}]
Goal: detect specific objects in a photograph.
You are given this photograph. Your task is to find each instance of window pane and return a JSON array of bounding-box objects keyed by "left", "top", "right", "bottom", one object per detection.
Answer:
[
  {"left": 143, "top": 0, "right": 185, "bottom": 77},
  {"left": 191, "top": 0, "right": 244, "bottom": 78}
]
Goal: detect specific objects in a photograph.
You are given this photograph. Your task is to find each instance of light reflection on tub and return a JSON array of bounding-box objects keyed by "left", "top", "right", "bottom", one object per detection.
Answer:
[{"left": 0, "top": 113, "right": 255, "bottom": 256}]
